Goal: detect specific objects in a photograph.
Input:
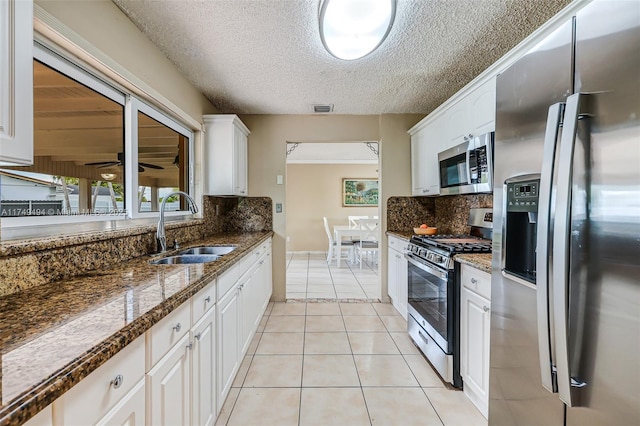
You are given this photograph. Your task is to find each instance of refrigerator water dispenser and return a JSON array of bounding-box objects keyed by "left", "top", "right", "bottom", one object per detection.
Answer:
[{"left": 503, "top": 175, "right": 541, "bottom": 284}]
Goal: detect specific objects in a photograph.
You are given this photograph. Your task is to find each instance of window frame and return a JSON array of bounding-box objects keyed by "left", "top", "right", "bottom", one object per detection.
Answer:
[
  {"left": 0, "top": 42, "right": 197, "bottom": 234},
  {"left": 127, "top": 97, "right": 195, "bottom": 219}
]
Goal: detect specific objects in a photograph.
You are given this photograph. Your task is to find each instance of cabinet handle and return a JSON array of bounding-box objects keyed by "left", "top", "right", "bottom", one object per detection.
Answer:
[
  {"left": 204, "top": 296, "right": 211, "bottom": 303},
  {"left": 483, "top": 306, "right": 490, "bottom": 312},
  {"left": 423, "top": 189, "right": 429, "bottom": 194},
  {"left": 259, "top": 260, "right": 264, "bottom": 265},
  {"left": 186, "top": 342, "right": 193, "bottom": 350},
  {"left": 471, "top": 278, "right": 478, "bottom": 284},
  {"left": 418, "top": 331, "right": 429, "bottom": 344},
  {"left": 195, "top": 333, "right": 202, "bottom": 341},
  {"left": 173, "top": 323, "right": 182, "bottom": 333},
  {"left": 110, "top": 374, "right": 123, "bottom": 389}
]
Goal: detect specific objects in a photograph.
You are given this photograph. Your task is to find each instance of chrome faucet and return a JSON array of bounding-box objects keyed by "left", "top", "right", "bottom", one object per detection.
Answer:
[{"left": 156, "top": 191, "right": 198, "bottom": 252}]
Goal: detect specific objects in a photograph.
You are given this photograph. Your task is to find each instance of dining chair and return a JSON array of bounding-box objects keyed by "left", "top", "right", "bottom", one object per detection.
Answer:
[
  {"left": 355, "top": 219, "right": 379, "bottom": 269},
  {"left": 323, "top": 217, "right": 354, "bottom": 265},
  {"left": 348, "top": 215, "right": 369, "bottom": 228}
]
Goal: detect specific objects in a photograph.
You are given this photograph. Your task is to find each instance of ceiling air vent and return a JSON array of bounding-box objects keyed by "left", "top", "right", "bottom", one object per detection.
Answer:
[{"left": 313, "top": 104, "right": 334, "bottom": 113}]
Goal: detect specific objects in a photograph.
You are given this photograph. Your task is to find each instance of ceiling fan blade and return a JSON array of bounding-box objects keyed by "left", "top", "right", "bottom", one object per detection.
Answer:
[
  {"left": 139, "top": 162, "right": 164, "bottom": 170},
  {"left": 85, "top": 161, "right": 120, "bottom": 166},
  {"left": 138, "top": 164, "right": 145, "bottom": 173},
  {"left": 97, "top": 163, "right": 122, "bottom": 169}
]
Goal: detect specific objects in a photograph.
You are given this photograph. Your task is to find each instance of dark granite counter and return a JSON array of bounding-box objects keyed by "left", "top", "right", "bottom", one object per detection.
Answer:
[
  {"left": 455, "top": 253, "right": 492, "bottom": 274},
  {"left": 0, "top": 231, "right": 273, "bottom": 426},
  {"left": 386, "top": 230, "right": 413, "bottom": 240}
]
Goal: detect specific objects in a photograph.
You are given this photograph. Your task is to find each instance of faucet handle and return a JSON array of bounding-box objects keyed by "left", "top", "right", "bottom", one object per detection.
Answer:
[{"left": 173, "top": 239, "right": 180, "bottom": 249}]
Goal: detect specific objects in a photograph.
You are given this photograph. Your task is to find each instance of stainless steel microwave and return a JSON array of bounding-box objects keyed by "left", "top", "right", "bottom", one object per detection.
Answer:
[{"left": 438, "top": 132, "right": 494, "bottom": 195}]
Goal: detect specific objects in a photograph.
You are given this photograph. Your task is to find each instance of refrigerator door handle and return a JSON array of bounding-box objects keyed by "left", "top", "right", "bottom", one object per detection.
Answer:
[
  {"left": 536, "top": 102, "right": 564, "bottom": 394},
  {"left": 552, "top": 92, "right": 587, "bottom": 407}
]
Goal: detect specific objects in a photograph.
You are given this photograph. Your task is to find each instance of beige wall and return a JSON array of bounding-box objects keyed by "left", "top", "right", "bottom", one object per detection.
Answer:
[
  {"left": 286, "top": 163, "right": 378, "bottom": 252},
  {"left": 243, "top": 114, "right": 422, "bottom": 302}
]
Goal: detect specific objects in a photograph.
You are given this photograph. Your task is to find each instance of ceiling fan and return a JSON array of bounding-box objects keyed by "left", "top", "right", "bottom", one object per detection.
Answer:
[{"left": 85, "top": 152, "right": 164, "bottom": 172}]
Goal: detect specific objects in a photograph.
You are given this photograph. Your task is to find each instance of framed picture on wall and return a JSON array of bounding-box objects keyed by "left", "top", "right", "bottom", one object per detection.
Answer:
[{"left": 342, "top": 178, "right": 378, "bottom": 207}]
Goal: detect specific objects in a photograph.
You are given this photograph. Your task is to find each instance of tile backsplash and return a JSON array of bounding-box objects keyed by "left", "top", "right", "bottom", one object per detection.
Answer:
[{"left": 0, "top": 196, "right": 272, "bottom": 297}]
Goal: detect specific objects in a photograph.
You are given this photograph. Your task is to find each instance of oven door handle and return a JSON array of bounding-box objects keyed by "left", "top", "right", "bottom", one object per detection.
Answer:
[{"left": 404, "top": 254, "right": 448, "bottom": 280}]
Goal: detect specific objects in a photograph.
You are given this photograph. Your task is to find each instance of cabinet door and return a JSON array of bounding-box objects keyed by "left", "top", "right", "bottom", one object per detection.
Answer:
[
  {"left": 410, "top": 132, "right": 427, "bottom": 195},
  {"left": 446, "top": 97, "right": 471, "bottom": 147},
  {"left": 261, "top": 249, "right": 273, "bottom": 310},
  {"left": 460, "top": 287, "right": 491, "bottom": 418},
  {"left": 233, "top": 128, "right": 248, "bottom": 195},
  {"left": 147, "top": 334, "right": 192, "bottom": 426},
  {"left": 422, "top": 116, "right": 444, "bottom": 195},
  {"left": 469, "top": 77, "right": 496, "bottom": 135},
  {"left": 0, "top": 0, "right": 33, "bottom": 165},
  {"left": 217, "top": 286, "right": 241, "bottom": 412},
  {"left": 191, "top": 307, "right": 216, "bottom": 426},
  {"left": 239, "top": 271, "right": 259, "bottom": 355},
  {"left": 54, "top": 336, "right": 145, "bottom": 425},
  {"left": 387, "top": 246, "right": 398, "bottom": 301},
  {"left": 23, "top": 405, "right": 52, "bottom": 426},
  {"left": 96, "top": 379, "right": 145, "bottom": 426}
]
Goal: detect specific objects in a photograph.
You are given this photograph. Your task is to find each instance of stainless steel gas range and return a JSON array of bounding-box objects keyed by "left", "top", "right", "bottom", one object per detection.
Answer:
[{"left": 405, "top": 208, "right": 492, "bottom": 388}]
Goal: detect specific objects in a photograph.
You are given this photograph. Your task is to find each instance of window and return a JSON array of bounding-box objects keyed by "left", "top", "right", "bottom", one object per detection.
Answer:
[
  {"left": 0, "top": 44, "right": 194, "bottom": 230},
  {"left": 136, "top": 111, "right": 190, "bottom": 213}
]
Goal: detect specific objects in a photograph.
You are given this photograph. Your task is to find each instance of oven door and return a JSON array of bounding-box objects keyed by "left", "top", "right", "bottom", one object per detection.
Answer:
[
  {"left": 405, "top": 253, "right": 453, "bottom": 353},
  {"left": 438, "top": 141, "right": 472, "bottom": 195}
]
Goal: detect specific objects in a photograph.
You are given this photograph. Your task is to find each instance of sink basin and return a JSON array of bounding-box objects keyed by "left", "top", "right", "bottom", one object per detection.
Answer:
[
  {"left": 149, "top": 254, "right": 221, "bottom": 265},
  {"left": 179, "top": 246, "right": 236, "bottom": 256}
]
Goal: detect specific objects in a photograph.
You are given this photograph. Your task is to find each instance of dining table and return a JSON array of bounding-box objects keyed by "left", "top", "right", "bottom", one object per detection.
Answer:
[{"left": 333, "top": 221, "right": 379, "bottom": 267}]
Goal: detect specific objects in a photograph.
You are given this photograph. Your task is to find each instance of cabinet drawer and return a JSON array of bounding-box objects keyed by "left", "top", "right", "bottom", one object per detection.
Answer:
[
  {"left": 146, "top": 301, "right": 191, "bottom": 369},
  {"left": 388, "top": 236, "right": 408, "bottom": 251},
  {"left": 460, "top": 264, "right": 491, "bottom": 300},
  {"left": 54, "top": 336, "right": 145, "bottom": 425},
  {"left": 192, "top": 279, "right": 216, "bottom": 325}
]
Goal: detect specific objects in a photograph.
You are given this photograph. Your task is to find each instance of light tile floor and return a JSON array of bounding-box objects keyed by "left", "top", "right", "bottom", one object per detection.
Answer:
[
  {"left": 286, "top": 252, "right": 379, "bottom": 300},
  {"left": 215, "top": 302, "right": 487, "bottom": 426}
]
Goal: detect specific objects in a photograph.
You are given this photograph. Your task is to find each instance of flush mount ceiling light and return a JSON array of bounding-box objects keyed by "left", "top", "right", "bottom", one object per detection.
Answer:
[
  {"left": 100, "top": 173, "right": 117, "bottom": 181},
  {"left": 319, "top": 0, "right": 396, "bottom": 60}
]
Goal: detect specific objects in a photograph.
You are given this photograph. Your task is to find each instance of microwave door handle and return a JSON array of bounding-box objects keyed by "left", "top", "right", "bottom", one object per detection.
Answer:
[
  {"left": 536, "top": 102, "right": 564, "bottom": 394},
  {"left": 466, "top": 144, "right": 472, "bottom": 184},
  {"left": 553, "top": 93, "right": 589, "bottom": 407}
]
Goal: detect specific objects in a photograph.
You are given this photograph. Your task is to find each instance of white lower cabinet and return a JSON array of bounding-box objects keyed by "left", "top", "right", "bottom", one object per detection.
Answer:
[
  {"left": 96, "top": 379, "right": 145, "bottom": 426},
  {"left": 216, "top": 281, "right": 241, "bottom": 412},
  {"left": 387, "top": 236, "right": 408, "bottom": 319},
  {"left": 191, "top": 306, "right": 217, "bottom": 426},
  {"left": 53, "top": 336, "right": 145, "bottom": 425},
  {"left": 40, "top": 238, "right": 272, "bottom": 426},
  {"left": 23, "top": 405, "right": 52, "bottom": 426},
  {"left": 147, "top": 334, "right": 192, "bottom": 426},
  {"left": 459, "top": 263, "right": 491, "bottom": 419}
]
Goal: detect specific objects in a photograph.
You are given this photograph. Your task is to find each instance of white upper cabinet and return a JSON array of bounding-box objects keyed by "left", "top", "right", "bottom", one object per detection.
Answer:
[
  {"left": 444, "top": 76, "right": 497, "bottom": 150},
  {"left": 469, "top": 76, "right": 496, "bottom": 136},
  {"left": 409, "top": 75, "right": 496, "bottom": 196},
  {"left": 203, "top": 114, "right": 250, "bottom": 196},
  {"left": 0, "top": 0, "right": 33, "bottom": 165},
  {"left": 410, "top": 114, "right": 444, "bottom": 196}
]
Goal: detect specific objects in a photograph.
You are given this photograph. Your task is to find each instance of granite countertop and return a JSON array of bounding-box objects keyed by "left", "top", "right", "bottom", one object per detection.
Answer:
[
  {"left": 0, "top": 231, "right": 273, "bottom": 426},
  {"left": 386, "top": 230, "right": 413, "bottom": 240},
  {"left": 455, "top": 253, "right": 492, "bottom": 274}
]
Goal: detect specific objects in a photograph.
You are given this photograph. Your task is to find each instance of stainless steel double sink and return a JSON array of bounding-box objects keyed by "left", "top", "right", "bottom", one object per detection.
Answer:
[{"left": 149, "top": 246, "right": 236, "bottom": 265}]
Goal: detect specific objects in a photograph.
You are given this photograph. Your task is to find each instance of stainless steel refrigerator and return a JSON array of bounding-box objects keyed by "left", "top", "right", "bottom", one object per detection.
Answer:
[{"left": 490, "top": 0, "right": 640, "bottom": 424}]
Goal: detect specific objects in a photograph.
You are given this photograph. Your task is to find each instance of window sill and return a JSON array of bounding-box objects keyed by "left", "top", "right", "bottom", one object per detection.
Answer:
[{"left": 0, "top": 217, "right": 203, "bottom": 257}]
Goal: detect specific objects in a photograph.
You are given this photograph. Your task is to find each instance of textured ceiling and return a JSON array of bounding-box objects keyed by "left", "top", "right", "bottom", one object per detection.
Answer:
[{"left": 112, "top": 0, "right": 572, "bottom": 115}]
